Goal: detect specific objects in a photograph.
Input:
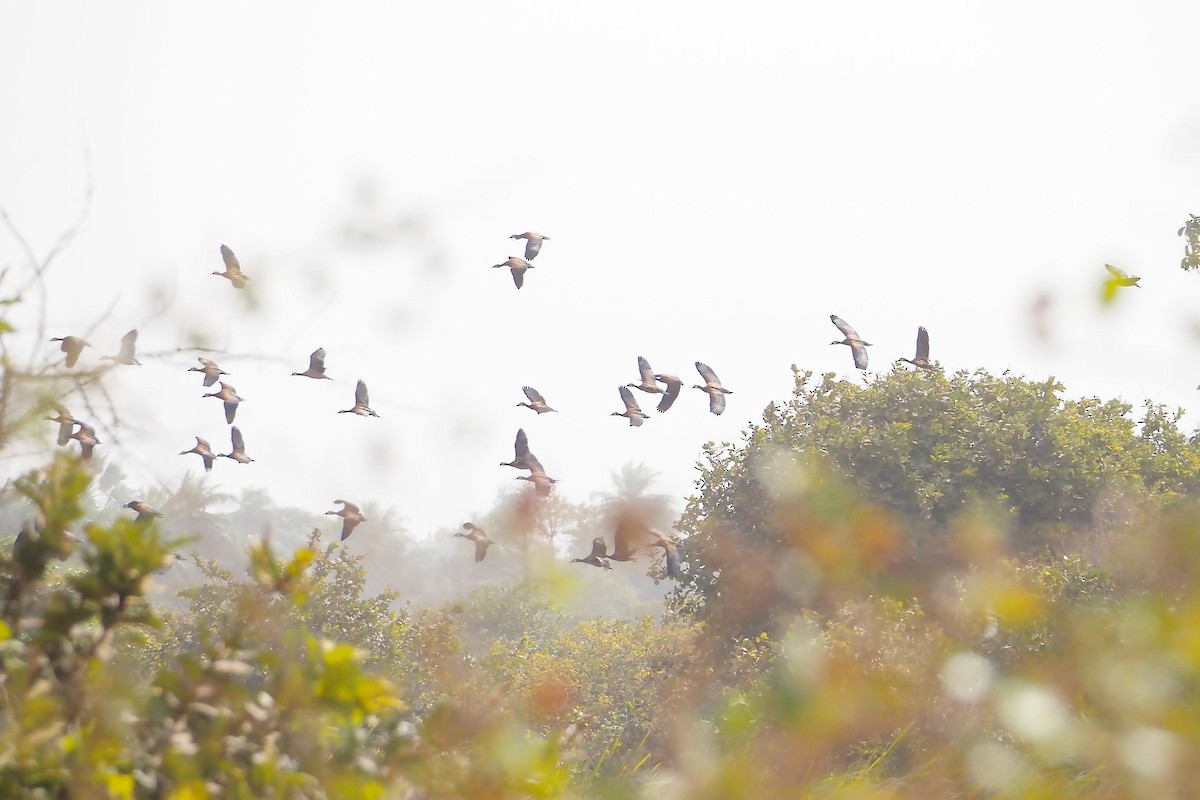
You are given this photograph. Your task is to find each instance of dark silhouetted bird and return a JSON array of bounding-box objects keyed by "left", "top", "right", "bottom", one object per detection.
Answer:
[
  {"left": 612, "top": 386, "right": 648, "bottom": 427},
  {"left": 180, "top": 436, "right": 216, "bottom": 472},
  {"left": 517, "top": 472, "right": 558, "bottom": 496},
  {"left": 571, "top": 537, "right": 613, "bottom": 570},
  {"left": 103, "top": 329, "right": 142, "bottom": 366},
  {"left": 46, "top": 404, "right": 74, "bottom": 446},
  {"left": 898, "top": 326, "right": 936, "bottom": 370},
  {"left": 510, "top": 232, "right": 550, "bottom": 261},
  {"left": 693, "top": 362, "right": 732, "bottom": 415},
  {"left": 326, "top": 500, "right": 366, "bottom": 541},
  {"left": 338, "top": 380, "right": 379, "bottom": 417},
  {"left": 124, "top": 500, "right": 162, "bottom": 521},
  {"left": 214, "top": 244, "right": 250, "bottom": 288},
  {"left": 50, "top": 335, "right": 90, "bottom": 367},
  {"left": 494, "top": 256, "right": 534, "bottom": 289},
  {"left": 70, "top": 422, "right": 100, "bottom": 459},
  {"left": 292, "top": 347, "right": 332, "bottom": 380},
  {"left": 188, "top": 357, "right": 228, "bottom": 387},
  {"left": 829, "top": 315, "right": 871, "bottom": 370},
  {"left": 455, "top": 522, "right": 493, "bottom": 562},
  {"left": 517, "top": 386, "right": 557, "bottom": 414},
  {"left": 500, "top": 428, "right": 544, "bottom": 473},
  {"left": 650, "top": 530, "right": 682, "bottom": 580},
  {"left": 203, "top": 382, "right": 243, "bottom": 424}
]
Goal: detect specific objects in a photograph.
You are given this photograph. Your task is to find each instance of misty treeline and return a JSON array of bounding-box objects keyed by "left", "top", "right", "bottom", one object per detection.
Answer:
[{"left": 9, "top": 269, "right": 1200, "bottom": 795}]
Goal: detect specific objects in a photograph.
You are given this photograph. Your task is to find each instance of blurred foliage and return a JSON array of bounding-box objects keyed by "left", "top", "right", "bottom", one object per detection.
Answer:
[{"left": 1179, "top": 213, "right": 1200, "bottom": 271}]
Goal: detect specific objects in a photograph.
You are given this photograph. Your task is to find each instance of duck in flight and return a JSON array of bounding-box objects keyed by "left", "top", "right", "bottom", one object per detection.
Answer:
[
  {"left": 326, "top": 500, "right": 367, "bottom": 541},
  {"left": 50, "top": 335, "right": 90, "bottom": 367},
  {"left": 494, "top": 256, "right": 534, "bottom": 289},
  {"left": 612, "top": 386, "right": 648, "bottom": 427},
  {"left": 898, "top": 326, "right": 936, "bottom": 371},
  {"left": 829, "top": 315, "right": 871, "bottom": 371},
  {"left": 509, "top": 231, "right": 550, "bottom": 261},
  {"left": 339, "top": 380, "right": 379, "bottom": 417},
  {"left": 214, "top": 244, "right": 251, "bottom": 288},
  {"left": 292, "top": 347, "right": 332, "bottom": 380},
  {"left": 693, "top": 362, "right": 732, "bottom": 415}
]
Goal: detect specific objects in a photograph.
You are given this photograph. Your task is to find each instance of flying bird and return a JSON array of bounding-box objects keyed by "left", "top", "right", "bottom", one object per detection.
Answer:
[
  {"left": 898, "top": 326, "right": 936, "bottom": 370},
  {"left": 326, "top": 500, "right": 366, "bottom": 541},
  {"left": 517, "top": 386, "right": 557, "bottom": 414},
  {"left": 650, "top": 530, "right": 682, "bottom": 580},
  {"left": 46, "top": 404, "right": 75, "bottom": 446},
  {"left": 180, "top": 436, "right": 216, "bottom": 472},
  {"left": 517, "top": 472, "right": 558, "bottom": 497},
  {"left": 509, "top": 232, "right": 550, "bottom": 261},
  {"left": 500, "top": 428, "right": 545, "bottom": 473},
  {"left": 607, "top": 514, "right": 652, "bottom": 562},
  {"left": 188, "top": 358, "right": 228, "bottom": 387},
  {"left": 69, "top": 422, "right": 100, "bottom": 460},
  {"left": 292, "top": 347, "right": 332, "bottom": 380},
  {"left": 1104, "top": 263, "right": 1141, "bottom": 287},
  {"left": 338, "top": 380, "right": 379, "bottom": 417},
  {"left": 571, "top": 537, "right": 613, "bottom": 570},
  {"left": 50, "top": 335, "right": 90, "bottom": 367},
  {"left": 653, "top": 373, "right": 683, "bottom": 413},
  {"left": 103, "top": 329, "right": 142, "bottom": 366},
  {"left": 124, "top": 500, "right": 162, "bottom": 522},
  {"left": 214, "top": 244, "right": 250, "bottom": 288},
  {"left": 203, "top": 382, "right": 244, "bottom": 424},
  {"left": 829, "top": 315, "right": 872, "bottom": 370},
  {"left": 219, "top": 426, "right": 254, "bottom": 464},
  {"left": 612, "top": 386, "right": 648, "bottom": 427},
  {"left": 455, "top": 522, "right": 493, "bottom": 562},
  {"left": 693, "top": 362, "right": 732, "bottom": 415},
  {"left": 493, "top": 256, "right": 534, "bottom": 289},
  {"left": 628, "top": 357, "right": 665, "bottom": 396}
]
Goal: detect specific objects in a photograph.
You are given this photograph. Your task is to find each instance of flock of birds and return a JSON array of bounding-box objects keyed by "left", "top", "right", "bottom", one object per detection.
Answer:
[{"left": 38, "top": 232, "right": 956, "bottom": 580}]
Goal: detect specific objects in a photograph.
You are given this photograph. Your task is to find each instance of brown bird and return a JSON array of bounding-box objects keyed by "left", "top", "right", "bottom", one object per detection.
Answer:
[
  {"left": 493, "top": 256, "right": 534, "bottom": 289},
  {"left": 830, "top": 315, "right": 871, "bottom": 370},
  {"left": 509, "top": 232, "right": 550, "bottom": 261},
  {"left": 46, "top": 404, "right": 75, "bottom": 446},
  {"left": 50, "top": 335, "right": 90, "bottom": 367},
  {"left": 219, "top": 426, "right": 253, "bottom": 464},
  {"left": 571, "top": 537, "right": 613, "bottom": 570},
  {"left": 612, "top": 386, "right": 648, "bottom": 427},
  {"left": 650, "top": 530, "right": 682, "bottom": 580},
  {"left": 103, "top": 329, "right": 142, "bottom": 366},
  {"left": 628, "top": 357, "right": 664, "bottom": 396},
  {"left": 898, "top": 326, "right": 936, "bottom": 370},
  {"left": 203, "top": 382, "right": 243, "bottom": 424},
  {"left": 653, "top": 373, "right": 683, "bottom": 413},
  {"left": 693, "top": 362, "right": 732, "bottom": 415},
  {"left": 455, "top": 522, "right": 493, "bottom": 562},
  {"left": 517, "top": 472, "right": 558, "bottom": 497},
  {"left": 292, "top": 347, "right": 332, "bottom": 380},
  {"left": 326, "top": 500, "right": 366, "bottom": 541},
  {"left": 124, "top": 500, "right": 162, "bottom": 522},
  {"left": 180, "top": 436, "right": 216, "bottom": 472},
  {"left": 500, "top": 428, "right": 544, "bottom": 473},
  {"left": 70, "top": 422, "right": 101, "bottom": 460},
  {"left": 606, "top": 514, "right": 652, "bottom": 562},
  {"left": 338, "top": 380, "right": 379, "bottom": 417},
  {"left": 517, "top": 386, "right": 557, "bottom": 414},
  {"left": 214, "top": 244, "right": 250, "bottom": 288},
  {"left": 188, "top": 357, "right": 228, "bottom": 387}
]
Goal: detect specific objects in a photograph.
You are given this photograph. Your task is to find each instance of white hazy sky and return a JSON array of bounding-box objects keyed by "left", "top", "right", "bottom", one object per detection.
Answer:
[{"left": 3, "top": 3, "right": 1200, "bottom": 537}]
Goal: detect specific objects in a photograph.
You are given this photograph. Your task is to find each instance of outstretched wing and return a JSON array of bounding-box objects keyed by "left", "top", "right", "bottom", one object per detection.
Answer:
[
  {"left": 1104, "top": 263, "right": 1130, "bottom": 280},
  {"left": 523, "top": 386, "right": 546, "bottom": 404},
  {"left": 590, "top": 536, "right": 609, "bottom": 559},
  {"left": 334, "top": 499, "right": 361, "bottom": 514},
  {"left": 850, "top": 343, "right": 869, "bottom": 371},
  {"left": 355, "top": 380, "right": 370, "bottom": 406},
  {"left": 120, "top": 329, "right": 139, "bottom": 360},
  {"left": 221, "top": 245, "right": 242, "bottom": 274},
  {"left": 695, "top": 361, "right": 720, "bottom": 386},
  {"left": 915, "top": 326, "right": 930, "bottom": 362},
  {"left": 656, "top": 377, "right": 681, "bottom": 413},
  {"left": 830, "top": 314, "right": 861, "bottom": 341},
  {"left": 619, "top": 385, "right": 642, "bottom": 414},
  {"left": 474, "top": 538, "right": 490, "bottom": 562},
  {"left": 309, "top": 348, "right": 327, "bottom": 373},
  {"left": 709, "top": 391, "right": 727, "bottom": 415},
  {"left": 230, "top": 426, "right": 245, "bottom": 453},
  {"left": 523, "top": 238, "right": 542, "bottom": 260},
  {"left": 637, "top": 356, "right": 655, "bottom": 385},
  {"left": 511, "top": 267, "right": 525, "bottom": 289},
  {"left": 514, "top": 428, "right": 530, "bottom": 459}
]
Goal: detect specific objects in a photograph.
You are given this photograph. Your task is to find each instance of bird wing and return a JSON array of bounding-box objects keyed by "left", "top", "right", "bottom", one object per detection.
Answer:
[
  {"left": 1105, "top": 263, "right": 1130, "bottom": 280},
  {"left": 230, "top": 426, "right": 245, "bottom": 453},
  {"left": 915, "top": 326, "right": 930, "bottom": 362},
  {"left": 120, "top": 329, "right": 139, "bottom": 359},
  {"left": 830, "top": 315, "right": 863, "bottom": 342},
  {"left": 221, "top": 245, "right": 242, "bottom": 274},
  {"left": 355, "top": 380, "right": 370, "bottom": 406},
  {"left": 515, "top": 428, "right": 530, "bottom": 459},
  {"left": 850, "top": 343, "right": 869, "bottom": 370},
  {"left": 474, "top": 538, "right": 490, "bottom": 562},
  {"left": 590, "top": 536, "right": 608, "bottom": 558},
  {"left": 335, "top": 499, "right": 361, "bottom": 514},
  {"left": 196, "top": 437, "right": 211, "bottom": 451},
  {"left": 695, "top": 361, "right": 721, "bottom": 386},
  {"left": 523, "top": 386, "right": 546, "bottom": 404},
  {"left": 309, "top": 348, "right": 326, "bottom": 372},
  {"left": 664, "top": 546, "right": 682, "bottom": 579},
  {"left": 341, "top": 517, "right": 357, "bottom": 540},
  {"left": 656, "top": 379, "right": 681, "bottom": 413},
  {"left": 709, "top": 391, "right": 727, "bottom": 415},
  {"left": 637, "top": 356, "right": 655, "bottom": 385},
  {"left": 619, "top": 385, "right": 642, "bottom": 414},
  {"left": 523, "top": 238, "right": 542, "bottom": 260},
  {"left": 223, "top": 400, "right": 237, "bottom": 424},
  {"left": 203, "top": 370, "right": 219, "bottom": 387},
  {"left": 511, "top": 267, "right": 525, "bottom": 289}
]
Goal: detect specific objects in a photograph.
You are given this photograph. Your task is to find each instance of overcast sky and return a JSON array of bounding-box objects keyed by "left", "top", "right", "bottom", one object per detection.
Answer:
[{"left": 3, "top": 2, "right": 1200, "bottom": 538}]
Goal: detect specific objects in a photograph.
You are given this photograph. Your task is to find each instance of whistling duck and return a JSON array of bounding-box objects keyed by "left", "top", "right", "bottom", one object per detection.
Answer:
[
  {"left": 292, "top": 347, "right": 332, "bottom": 380},
  {"left": 509, "top": 232, "right": 550, "bottom": 261},
  {"left": 653, "top": 373, "right": 682, "bottom": 413},
  {"left": 188, "top": 357, "right": 228, "bottom": 387},
  {"left": 517, "top": 472, "right": 558, "bottom": 497},
  {"left": 1105, "top": 263, "right": 1141, "bottom": 287},
  {"left": 628, "top": 357, "right": 664, "bottom": 395},
  {"left": 180, "top": 436, "right": 216, "bottom": 472},
  {"left": 214, "top": 244, "right": 250, "bottom": 288},
  {"left": 455, "top": 522, "right": 493, "bottom": 562},
  {"left": 500, "top": 428, "right": 544, "bottom": 473},
  {"left": 338, "top": 380, "right": 379, "bottom": 417},
  {"left": 517, "top": 386, "right": 557, "bottom": 414},
  {"left": 612, "top": 386, "right": 648, "bottom": 427},
  {"left": 103, "top": 329, "right": 142, "bottom": 366},
  {"left": 494, "top": 256, "right": 534, "bottom": 289},
  {"left": 693, "top": 362, "right": 732, "bottom": 415},
  {"left": 219, "top": 426, "right": 253, "bottom": 464},
  {"left": 326, "top": 500, "right": 366, "bottom": 541},
  {"left": 571, "top": 537, "right": 613, "bottom": 570},
  {"left": 46, "top": 404, "right": 74, "bottom": 446},
  {"left": 829, "top": 315, "right": 872, "bottom": 371},
  {"left": 124, "top": 500, "right": 162, "bottom": 521},
  {"left": 50, "top": 336, "right": 90, "bottom": 367},
  {"left": 898, "top": 326, "right": 936, "bottom": 370},
  {"left": 203, "top": 382, "right": 243, "bottom": 424},
  {"left": 70, "top": 422, "right": 100, "bottom": 459},
  {"left": 650, "top": 530, "right": 682, "bottom": 580}
]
